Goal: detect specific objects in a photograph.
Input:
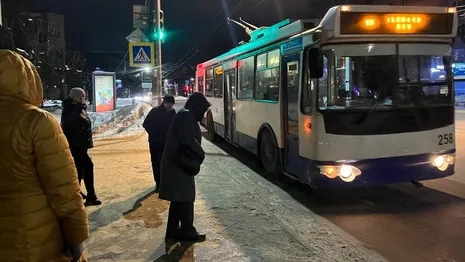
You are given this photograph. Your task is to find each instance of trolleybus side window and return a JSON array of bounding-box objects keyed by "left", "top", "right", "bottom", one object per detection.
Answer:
[
  {"left": 206, "top": 69, "right": 214, "bottom": 97},
  {"left": 303, "top": 55, "right": 327, "bottom": 114},
  {"left": 255, "top": 49, "right": 280, "bottom": 102},
  {"left": 214, "top": 67, "right": 223, "bottom": 98},
  {"left": 237, "top": 56, "right": 254, "bottom": 100},
  {"left": 197, "top": 76, "right": 204, "bottom": 93}
]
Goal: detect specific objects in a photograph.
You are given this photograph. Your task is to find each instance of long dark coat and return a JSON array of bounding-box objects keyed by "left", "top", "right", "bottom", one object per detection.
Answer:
[
  {"left": 158, "top": 93, "right": 210, "bottom": 203},
  {"left": 61, "top": 99, "right": 93, "bottom": 149},
  {"left": 143, "top": 104, "right": 175, "bottom": 151}
]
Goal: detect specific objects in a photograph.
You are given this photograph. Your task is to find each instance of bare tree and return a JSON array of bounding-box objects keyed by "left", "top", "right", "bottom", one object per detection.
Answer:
[{"left": 6, "top": 15, "right": 67, "bottom": 99}]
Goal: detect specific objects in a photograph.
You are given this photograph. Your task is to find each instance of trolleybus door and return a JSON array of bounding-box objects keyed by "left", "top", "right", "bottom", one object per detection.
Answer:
[
  {"left": 282, "top": 54, "right": 301, "bottom": 176},
  {"left": 224, "top": 69, "right": 238, "bottom": 144}
]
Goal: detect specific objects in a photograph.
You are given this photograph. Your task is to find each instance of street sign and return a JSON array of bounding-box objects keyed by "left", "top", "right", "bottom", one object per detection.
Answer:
[
  {"left": 133, "top": 5, "right": 150, "bottom": 29},
  {"left": 142, "top": 82, "right": 152, "bottom": 89},
  {"left": 126, "top": 28, "right": 149, "bottom": 43},
  {"left": 129, "top": 42, "right": 155, "bottom": 68}
]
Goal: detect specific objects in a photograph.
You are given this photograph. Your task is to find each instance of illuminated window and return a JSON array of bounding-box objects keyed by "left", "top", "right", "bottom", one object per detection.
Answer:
[
  {"left": 237, "top": 56, "right": 254, "bottom": 100},
  {"left": 255, "top": 49, "right": 281, "bottom": 102},
  {"left": 205, "top": 69, "right": 214, "bottom": 97},
  {"left": 257, "top": 53, "right": 267, "bottom": 70},
  {"left": 197, "top": 76, "right": 204, "bottom": 93},
  {"left": 213, "top": 66, "right": 223, "bottom": 98},
  {"left": 268, "top": 49, "right": 280, "bottom": 67}
]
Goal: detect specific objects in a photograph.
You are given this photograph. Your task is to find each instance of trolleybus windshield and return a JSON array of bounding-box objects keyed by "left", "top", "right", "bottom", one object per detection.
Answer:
[{"left": 317, "top": 55, "right": 453, "bottom": 110}]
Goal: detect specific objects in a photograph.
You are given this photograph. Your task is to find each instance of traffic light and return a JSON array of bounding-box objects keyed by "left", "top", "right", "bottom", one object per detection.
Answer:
[{"left": 152, "top": 10, "right": 165, "bottom": 42}]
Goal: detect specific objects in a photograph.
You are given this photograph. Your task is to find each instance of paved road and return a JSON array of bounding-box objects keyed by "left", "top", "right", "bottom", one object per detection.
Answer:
[
  {"left": 210, "top": 112, "right": 465, "bottom": 262},
  {"left": 84, "top": 132, "right": 383, "bottom": 261}
]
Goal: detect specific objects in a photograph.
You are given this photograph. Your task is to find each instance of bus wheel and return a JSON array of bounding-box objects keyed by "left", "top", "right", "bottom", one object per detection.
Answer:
[
  {"left": 206, "top": 113, "right": 217, "bottom": 142},
  {"left": 259, "top": 129, "right": 281, "bottom": 178}
]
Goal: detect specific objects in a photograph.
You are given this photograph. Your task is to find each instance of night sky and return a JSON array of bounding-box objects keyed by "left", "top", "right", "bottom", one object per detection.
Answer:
[{"left": 14, "top": 0, "right": 350, "bottom": 71}]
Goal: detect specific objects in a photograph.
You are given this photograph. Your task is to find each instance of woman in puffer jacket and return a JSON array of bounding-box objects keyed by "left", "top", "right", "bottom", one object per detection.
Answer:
[{"left": 0, "top": 49, "right": 89, "bottom": 261}]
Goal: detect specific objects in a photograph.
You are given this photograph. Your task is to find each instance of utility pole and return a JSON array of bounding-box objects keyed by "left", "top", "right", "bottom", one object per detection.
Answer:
[
  {"left": 151, "top": 0, "right": 163, "bottom": 106},
  {"left": 0, "top": 0, "right": 3, "bottom": 26}
]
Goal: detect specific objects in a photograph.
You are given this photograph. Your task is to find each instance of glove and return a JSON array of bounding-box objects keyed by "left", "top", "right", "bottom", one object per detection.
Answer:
[{"left": 65, "top": 243, "right": 84, "bottom": 262}]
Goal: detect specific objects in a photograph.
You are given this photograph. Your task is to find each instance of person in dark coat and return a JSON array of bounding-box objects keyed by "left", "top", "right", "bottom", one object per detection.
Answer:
[
  {"left": 159, "top": 92, "right": 211, "bottom": 242},
  {"left": 61, "top": 87, "right": 102, "bottom": 206},
  {"left": 143, "top": 95, "right": 176, "bottom": 192}
]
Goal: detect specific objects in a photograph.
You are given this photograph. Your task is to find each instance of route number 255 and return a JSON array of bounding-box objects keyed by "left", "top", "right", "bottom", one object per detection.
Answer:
[{"left": 438, "top": 133, "right": 454, "bottom": 145}]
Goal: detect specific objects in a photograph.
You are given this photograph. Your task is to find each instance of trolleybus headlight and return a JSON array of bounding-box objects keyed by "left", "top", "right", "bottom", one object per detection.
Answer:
[
  {"left": 340, "top": 165, "right": 352, "bottom": 179},
  {"left": 432, "top": 155, "right": 455, "bottom": 171},
  {"left": 446, "top": 155, "right": 455, "bottom": 165},
  {"left": 339, "top": 165, "right": 362, "bottom": 183},
  {"left": 319, "top": 166, "right": 338, "bottom": 179},
  {"left": 433, "top": 156, "right": 445, "bottom": 168},
  {"left": 318, "top": 164, "right": 362, "bottom": 182}
]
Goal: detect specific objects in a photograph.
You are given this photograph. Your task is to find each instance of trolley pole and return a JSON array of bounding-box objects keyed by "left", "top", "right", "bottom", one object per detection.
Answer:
[{"left": 151, "top": 0, "right": 163, "bottom": 106}]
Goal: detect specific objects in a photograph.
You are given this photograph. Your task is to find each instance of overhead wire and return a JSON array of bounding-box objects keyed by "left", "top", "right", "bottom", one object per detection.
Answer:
[
  {"left": 114, "top": 51, "right": 129, "bottom": 72},
  {"left": 164, "top": 0, "right": 252, "bottom": 76},
  {"left": 163, "top": 0, "right": 233, "bottom": 74}
]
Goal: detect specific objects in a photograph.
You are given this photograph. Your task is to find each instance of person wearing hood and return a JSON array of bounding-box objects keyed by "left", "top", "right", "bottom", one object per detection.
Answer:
[
  {"left": 0, "top": 50, "right": 89, "bottom": 261},
  {"left": 61, "top": 88, "right": 102, "bottom": 206},
  {"left": 143, "top": 95, "right": 176, "bottom": 192},
  {"left": 159, "top": 92, "right": 211, "bottom": 242}
]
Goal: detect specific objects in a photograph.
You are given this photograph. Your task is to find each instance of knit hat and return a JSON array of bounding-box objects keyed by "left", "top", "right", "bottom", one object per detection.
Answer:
[{"left": 163, "top": 95, "right": 175, "bottom": 104}]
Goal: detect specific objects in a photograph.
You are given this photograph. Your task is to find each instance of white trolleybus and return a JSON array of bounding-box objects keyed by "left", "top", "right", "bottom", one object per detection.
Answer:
[{"left": 195, "top": 5, "right": 458, "bottom": 188}]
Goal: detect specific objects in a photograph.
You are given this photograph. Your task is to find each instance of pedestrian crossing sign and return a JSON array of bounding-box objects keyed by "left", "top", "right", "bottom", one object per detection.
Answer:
[{"left": 129, "top": 42, "right": 155, "bottom": 68}]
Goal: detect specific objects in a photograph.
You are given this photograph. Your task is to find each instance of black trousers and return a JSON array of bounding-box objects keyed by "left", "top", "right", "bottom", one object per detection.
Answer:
[
  {"left": 149, "top": 142, "right": 163, "bottom": 185},
  {"left": 70, "top": 147, "right": 96, "bottom": 197},
  {"left": 166, "top": 202, "right": 196, "bottom": 237}
]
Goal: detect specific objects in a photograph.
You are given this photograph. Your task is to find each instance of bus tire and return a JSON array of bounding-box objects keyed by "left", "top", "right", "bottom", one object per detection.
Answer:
[
  {"left": 259, "top": 129, "right": 282, "bottom": 178},
  {"left": 206, "top": 112, "right": 218, "bottom": 142}
]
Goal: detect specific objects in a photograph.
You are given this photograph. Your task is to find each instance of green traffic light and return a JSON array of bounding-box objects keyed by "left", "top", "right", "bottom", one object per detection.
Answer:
[{"left": 159, "top": 30, "right": 164, "bottom": 40}]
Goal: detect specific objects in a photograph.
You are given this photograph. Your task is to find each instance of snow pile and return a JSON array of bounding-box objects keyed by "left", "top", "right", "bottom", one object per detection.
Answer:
[
  {"left": 92, "top": 103, "right": 152, "bottom": 140},
  {"left": 43, "top": 107, "right": 63, "bottom": 122},
  {"left": 174, "top": 95, "right": 189, "bottom": 101},
  {"left": 43, "top": 100, "right": 62, "bottom": 108},
  {"left": 43, "top": 106, "right": 119, "bottom": 130},
  {"left": 88, "top": 111, "right": 117, "bottom": 129},
  {"left": 456, "top": 95, "right": 465, "bottom": 107}
]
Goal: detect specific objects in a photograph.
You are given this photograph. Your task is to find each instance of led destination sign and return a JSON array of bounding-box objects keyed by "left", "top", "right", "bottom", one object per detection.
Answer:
[{"left": 340, "top": 12, "right": 454, "bottom": 35}]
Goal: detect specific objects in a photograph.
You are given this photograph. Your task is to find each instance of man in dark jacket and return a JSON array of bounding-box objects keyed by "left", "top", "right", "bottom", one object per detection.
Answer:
[
  {"left": 61, "top": 87, "right": 102, "bottom": 206},
  {"left": 143, "top": 95, "right": 176, "bottom": 192},
  {"left": 159, "top": 92, "right": 211, "bottom": 242}
]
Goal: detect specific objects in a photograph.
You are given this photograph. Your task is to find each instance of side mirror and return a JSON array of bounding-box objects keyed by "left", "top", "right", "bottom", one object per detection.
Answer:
[{"left": 308, "top": 48, "right": 324, "bottom": 79}]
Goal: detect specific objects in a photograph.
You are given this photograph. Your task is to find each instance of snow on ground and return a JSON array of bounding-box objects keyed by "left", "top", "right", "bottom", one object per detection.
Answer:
[
  {"left": 88, "top": 111, "right": 118, "bottom": 130},
  {"left": 43, "top": 97, "right": 187, "bottom": 139},
  {"left": 456, "top": 95, "right": 465, "bottom": 107},
  {"left": 43, "top": 102, "right": 152, "bottom": 140},
  {"left": 92, "top": 103, "right": 152, "bottom": 140},
  {"left": 84, "top": 133, "right": 386, "bottom": 261}
]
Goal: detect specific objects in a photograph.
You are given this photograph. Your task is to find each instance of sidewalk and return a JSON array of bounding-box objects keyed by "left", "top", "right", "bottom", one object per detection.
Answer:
[{"left": 84, "top": 132, "right": 386, "bottom": 261}]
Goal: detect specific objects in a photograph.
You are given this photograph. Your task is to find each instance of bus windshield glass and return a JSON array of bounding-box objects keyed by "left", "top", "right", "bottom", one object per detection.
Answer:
[{"left": 318, "top": 55, "right": 453, "bottom": 110}]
